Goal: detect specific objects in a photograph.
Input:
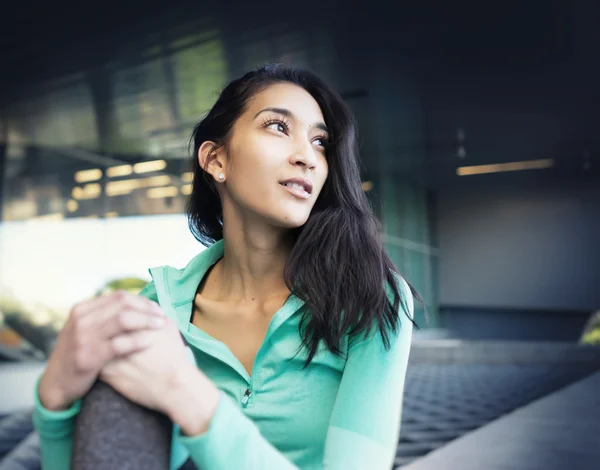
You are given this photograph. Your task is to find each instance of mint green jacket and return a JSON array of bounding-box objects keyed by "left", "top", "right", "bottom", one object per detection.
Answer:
[{"left": 33, "top": 240, "right": 413, "bottom": 469}]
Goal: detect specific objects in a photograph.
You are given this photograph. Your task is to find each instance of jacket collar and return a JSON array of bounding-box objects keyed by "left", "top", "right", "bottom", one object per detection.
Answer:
[
  {"left": 148, "top": 239, "right": 305, "bottom": 331},
  {"left": 148, "top": 240, "right": 223, "bottom": 324}
]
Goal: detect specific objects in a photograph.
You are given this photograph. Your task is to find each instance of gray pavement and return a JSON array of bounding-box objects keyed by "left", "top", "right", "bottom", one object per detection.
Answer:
[{"left": 401, "top": 368, "right": 600, "bottom": 470}]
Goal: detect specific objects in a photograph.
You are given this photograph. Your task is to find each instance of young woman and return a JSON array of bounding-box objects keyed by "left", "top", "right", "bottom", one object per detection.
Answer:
[{"left": 34, "top": 64, "right": 417, "bottom": 469}]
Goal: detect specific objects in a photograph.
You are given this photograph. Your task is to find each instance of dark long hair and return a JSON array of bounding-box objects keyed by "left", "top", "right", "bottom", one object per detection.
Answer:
[{"left": 187, "top": 64, "right": 419, "bottom": 364}]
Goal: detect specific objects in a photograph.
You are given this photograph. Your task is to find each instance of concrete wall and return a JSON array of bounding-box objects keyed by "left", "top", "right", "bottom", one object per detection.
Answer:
[{"left": 437, "top": 184, "right": 600, "bottom": 313}]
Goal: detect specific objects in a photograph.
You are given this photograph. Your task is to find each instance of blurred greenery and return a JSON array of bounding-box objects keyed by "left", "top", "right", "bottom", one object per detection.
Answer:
[{"left": 95, "top": 277, "right": 149, "bottom": 297}]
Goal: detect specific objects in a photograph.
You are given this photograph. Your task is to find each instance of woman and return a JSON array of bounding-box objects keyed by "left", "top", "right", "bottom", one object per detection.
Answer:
[{"left": 34, "top": 64, "right": 417, "bottom": 469}]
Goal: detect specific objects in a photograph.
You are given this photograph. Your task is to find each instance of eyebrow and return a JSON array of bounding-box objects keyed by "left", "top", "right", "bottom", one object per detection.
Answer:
[{"left": 254, "top": 107, "right": 329, "bottom": 134}]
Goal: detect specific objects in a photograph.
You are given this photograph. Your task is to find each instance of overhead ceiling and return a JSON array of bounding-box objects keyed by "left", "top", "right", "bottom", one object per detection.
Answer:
[{"left": 1, "top": 1, "right": 598, "bottom": 188}]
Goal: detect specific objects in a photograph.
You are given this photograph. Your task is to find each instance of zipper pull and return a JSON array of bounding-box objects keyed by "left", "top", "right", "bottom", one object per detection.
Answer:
[{"left": 241, "top": 388, "right": 251, "bottom": 406}]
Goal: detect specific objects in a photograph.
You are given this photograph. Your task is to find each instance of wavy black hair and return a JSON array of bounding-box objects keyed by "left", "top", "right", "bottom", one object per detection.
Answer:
[{"left": 187, "top": 64, "right": 419, "bottom": 364}]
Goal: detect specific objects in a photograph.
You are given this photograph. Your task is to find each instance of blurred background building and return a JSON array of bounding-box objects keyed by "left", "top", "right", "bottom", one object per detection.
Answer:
[{"left": 1, "top": 1, "right": 599, "bottom": 469}]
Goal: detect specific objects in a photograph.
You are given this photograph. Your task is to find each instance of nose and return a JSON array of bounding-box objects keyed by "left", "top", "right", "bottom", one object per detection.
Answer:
[{"left": 289, "top": 139, "right": 318, "bottom": 170}]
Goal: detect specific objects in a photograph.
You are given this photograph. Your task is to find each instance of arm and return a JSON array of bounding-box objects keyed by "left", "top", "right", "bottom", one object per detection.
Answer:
[
  {"left": 33, "top": 282, "right": 161, "bottom": 470},
  {"left": 174, "top": 389, "right": 298, "bottom": 470},
  {"left": 33, "top": 383, "right": 82, "bottom": 470},
  {"left": 323, "top": 278, "right": 413, "bottom": 468},
  {"left": 177, "top": 278, "right": 413, "bottom": 470}
]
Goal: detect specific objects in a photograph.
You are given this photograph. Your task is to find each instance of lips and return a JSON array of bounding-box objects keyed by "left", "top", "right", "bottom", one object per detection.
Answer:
[{"left": 279, "top": 177, "right": 313, "bottom": 195}]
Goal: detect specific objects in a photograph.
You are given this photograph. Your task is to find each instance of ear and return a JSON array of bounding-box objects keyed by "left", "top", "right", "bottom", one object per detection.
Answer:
[{"left": 198, "top": 141, "right": 227, "bottom": 182}]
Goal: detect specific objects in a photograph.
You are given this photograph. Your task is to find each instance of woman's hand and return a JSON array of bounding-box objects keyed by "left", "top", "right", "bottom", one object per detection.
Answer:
[
  {"left": 99, "top": 318, "right": 221, "bottom": 435},
  {"left": 98, "top": 317, "right": 189, "bottom": 412},
  {"left": 38, "top": 291, "right": 167, "bottom": 411}
]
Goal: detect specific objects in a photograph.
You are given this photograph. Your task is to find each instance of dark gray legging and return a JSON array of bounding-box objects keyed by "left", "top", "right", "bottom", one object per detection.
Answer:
[{"left": 71, "top": 381, "right": 197, "bottom": 470}]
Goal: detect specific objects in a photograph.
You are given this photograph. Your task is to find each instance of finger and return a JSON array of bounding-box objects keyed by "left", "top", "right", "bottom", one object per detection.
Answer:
[
  {"left": 71, "top": 290, "right": 161, "bottom": 323},
  {"left": 117, "top": 310, "right": 166, "bottom": 332},
  {"left": 110, "top": 330, "right": 155, "bottom": 356},
  {"left": 93, "top": 309, "right": 165, "bottom": 340},
  {"left": 69, "top": 294, "right": 116, "bottom": 319},
  {"left": 92, "top": 330, "right": 156, "bottom": 368},
  {"left": 107, "top": 290, "right": 164, "bottom": 317},
  {"left": 85, "top": 293, "right": 164, "bottom": 336},
  {"left": 70, "top": 300, "right": 164, "bottom": 371}
]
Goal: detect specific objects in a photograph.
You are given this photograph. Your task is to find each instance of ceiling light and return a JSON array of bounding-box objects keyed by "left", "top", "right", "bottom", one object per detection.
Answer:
[
  {"left": 457, "top": 159, "right": 553, "bottom": 176},
  {"left": 134, "top": 160, "right": 167, "bottom": 174},
  {"left": 107, "top": 164, "right": 133, "bottom": 178},
  {"left": 74, "top": 169, "right": 102, "bottom": 183}
]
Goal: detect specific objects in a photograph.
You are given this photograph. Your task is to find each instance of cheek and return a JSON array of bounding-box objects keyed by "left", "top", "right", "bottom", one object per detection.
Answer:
[
  {"left": 225, "top": 137, "right": 326, "bottom": 225},
  {"left": 226, "top": 141, "right": 282, "bottom": 203},
  {"left": 231, "top": 134, "right": 287, "bottom": 174}
]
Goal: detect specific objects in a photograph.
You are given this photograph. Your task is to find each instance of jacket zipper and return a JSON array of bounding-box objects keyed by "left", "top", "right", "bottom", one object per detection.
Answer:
[{"left": 241, "top": 388, "right": 251, "bottom": 406}]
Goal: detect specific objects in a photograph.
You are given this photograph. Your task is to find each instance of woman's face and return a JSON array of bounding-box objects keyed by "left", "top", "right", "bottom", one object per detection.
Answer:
[{"left": 213, "top": 83, "right": 329, "bottom": 229}]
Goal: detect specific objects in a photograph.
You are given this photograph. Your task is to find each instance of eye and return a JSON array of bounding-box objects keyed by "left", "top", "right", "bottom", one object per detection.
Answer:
[
  {"left": 271, "top": 122, "right": 286, "bottom": 133},
  {"left": 264, "top": 119, "right": 289, "bottom": 134},
  {"left": 313, "top": 136, "right": 329, "bottom": 149}
]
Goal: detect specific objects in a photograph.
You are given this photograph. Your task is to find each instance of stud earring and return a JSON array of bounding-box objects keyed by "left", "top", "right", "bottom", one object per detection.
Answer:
[{"left": 218, "top": 173, "right": 225, "bottom": 181}]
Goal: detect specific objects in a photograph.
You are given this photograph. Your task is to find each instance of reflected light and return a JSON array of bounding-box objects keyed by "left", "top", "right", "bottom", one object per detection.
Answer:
[
  {"left": 361, "top": 181, "right": 373, "bottom": 192},
  {"left": 107, "top": 164, "right": 133, "bottom": 178},
  {"left": 66, "top": 200, "right": 79, "bottom": 212},
  {"left": 74, "top": 169, "right": 102, "bottom": 183},
  {"left": 457, "top": 159, "right": 554, "bottom": 176},
  {"left": 134, "top": 160, "right": 167, "bottom": 174},
  {"left": 147, "top": 186, "right": 179, "bottom": 198}
]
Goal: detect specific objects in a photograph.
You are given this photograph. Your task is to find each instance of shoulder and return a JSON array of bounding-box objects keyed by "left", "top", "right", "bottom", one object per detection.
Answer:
[
  {"left": 385, "top": 272, "right": 414, "bottom": 323},
  {"left": 348, "top": 273, "right": 414, "bottom": 355},
  {"left": 394, "top": 274, "right": 414, "bottom": 322}
]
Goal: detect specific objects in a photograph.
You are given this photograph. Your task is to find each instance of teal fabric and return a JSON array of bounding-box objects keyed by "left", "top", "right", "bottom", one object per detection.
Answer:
[{"left": 33, "top": 239, "right": 413, "bottom": 469}]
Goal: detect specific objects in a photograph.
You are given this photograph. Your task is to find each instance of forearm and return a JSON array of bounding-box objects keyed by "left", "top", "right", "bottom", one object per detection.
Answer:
[
  {"left": 165, "top": 367, "right": 297, "bottom": 469},
  {"left": 166, "top": 364, "right": 221, "bottom": 437}
]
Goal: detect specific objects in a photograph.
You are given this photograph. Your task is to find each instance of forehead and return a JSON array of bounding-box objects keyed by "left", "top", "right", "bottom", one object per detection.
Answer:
[{"left": 246, "top": 83, "right": 325, "bottom": 125}]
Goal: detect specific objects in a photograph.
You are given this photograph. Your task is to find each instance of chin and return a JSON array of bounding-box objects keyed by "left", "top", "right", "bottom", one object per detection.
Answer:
[
  {"left": 278, "top": 214, "right": 310, "bottom": 229},
  {"left": 267, "top": 209, "right": 311, "bottom": 229}
]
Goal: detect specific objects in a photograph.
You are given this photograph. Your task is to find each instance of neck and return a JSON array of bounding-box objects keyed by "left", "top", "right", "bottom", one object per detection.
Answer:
[{"left": 213, "top": 207, "right": 294, "bottom": 304}]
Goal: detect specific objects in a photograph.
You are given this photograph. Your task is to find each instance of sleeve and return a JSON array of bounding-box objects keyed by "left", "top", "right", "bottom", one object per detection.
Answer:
[
  {"left": 322, "top": 277, "right": 414, "bottom": 469},
  {"left": 33, "top": 376, "right": 82, "bottom": 470},
  {"left": 177, "top": 277, "right": 414, "bottom": 470},
  {"left": 32, "top": 281, "right": 159, "bottom": 470},
  {"left": 178, "top": 394, "right": 298, "bottom": 470}
]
